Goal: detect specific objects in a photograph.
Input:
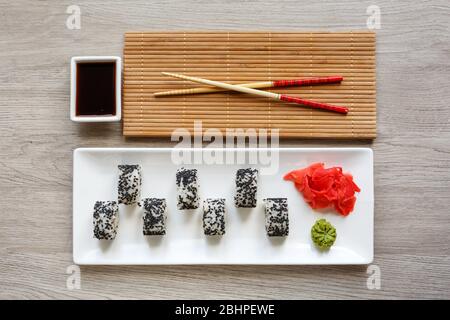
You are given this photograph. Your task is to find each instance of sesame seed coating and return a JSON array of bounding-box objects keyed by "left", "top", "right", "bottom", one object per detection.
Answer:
[
  {"left": 118, "top": 164, "right": 141, "bottom": 205},
  {"left": 138, "top": 198, "right": 167, "bottom": 235},
  {"left": 176, "top": 168, "right": 200, "bottom": 210},
  {"left": 264, "top": 198, "right": 289, "bottom": 237}
]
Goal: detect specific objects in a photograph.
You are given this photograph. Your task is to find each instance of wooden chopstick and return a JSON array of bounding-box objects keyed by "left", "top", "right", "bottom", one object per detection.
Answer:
[
  {"left": 154, "top": 76, "right": 343, "bottom": 97},
  {"left": 162, "top": 72, "right": 349, "bottom": 114}
]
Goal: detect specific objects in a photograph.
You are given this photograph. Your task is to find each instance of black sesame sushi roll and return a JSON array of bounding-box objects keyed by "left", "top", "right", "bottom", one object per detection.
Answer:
[
  {"left": 264, "top": 198, "right": 289, "bottom": 237},
  {"left": 138, "top": 198, "right": 167, "bottom": 236},
  {"left": 118, "top": 164, "right": 141, "bottom": 205},
  {"left": 203, "top": 198, "right": 226, "bottom": 236},
  {"left": 93, "top": 201, "right": 119, "bottom": 240},
  {"left": 176, "top": 168, "right": 200, "bottom": 210},
  {"left": 234, "top": 168, "right": 258, "bottom": 208}
]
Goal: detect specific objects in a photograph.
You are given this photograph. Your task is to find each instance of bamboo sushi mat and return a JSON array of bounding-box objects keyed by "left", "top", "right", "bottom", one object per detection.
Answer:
[{"left": 123, "top": 31, "right": 376, "bottom": 138}]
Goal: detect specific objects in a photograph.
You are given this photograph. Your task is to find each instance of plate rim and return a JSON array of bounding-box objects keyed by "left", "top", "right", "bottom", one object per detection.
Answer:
[{"left": 73, "top": 147, "right": 373, "bottom": 265}]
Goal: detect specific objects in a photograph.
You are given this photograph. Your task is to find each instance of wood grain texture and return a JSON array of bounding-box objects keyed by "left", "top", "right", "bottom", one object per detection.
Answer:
[{"left": 0, "top": 0, "right": 450, "bottom": 300}]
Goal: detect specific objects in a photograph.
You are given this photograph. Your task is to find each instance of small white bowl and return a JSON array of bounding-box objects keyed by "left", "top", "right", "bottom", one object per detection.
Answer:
[{"left": 70, "top": 56, "right": 121, "bottom": 122}]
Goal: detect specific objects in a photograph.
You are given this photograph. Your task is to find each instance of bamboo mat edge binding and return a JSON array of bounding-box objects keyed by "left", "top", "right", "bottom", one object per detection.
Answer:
[{"left": 123, "top": 31, "right": 376, "bottom": 139}]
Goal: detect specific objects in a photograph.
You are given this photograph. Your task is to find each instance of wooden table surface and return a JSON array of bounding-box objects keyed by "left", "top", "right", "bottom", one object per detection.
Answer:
[{"left": 0, "top": 0, "right": 449, "bottom": 300}]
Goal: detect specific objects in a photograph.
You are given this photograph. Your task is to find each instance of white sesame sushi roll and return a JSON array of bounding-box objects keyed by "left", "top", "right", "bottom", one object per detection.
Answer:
[
  {"left": 176, "top": 168, "right": 200, "bottom": 210},
  {"left": 93, "top": 201, "right": 119, "bottom": 240},
  {"left": 234, "top": 168, "right": 258, "bottom": 208},
  {"left": 138, "top": 198, "right": 167, "bottom": 236},
  {"left": 118, "top": 164, "right": 141, "bottom": 205},
  {"left": 264, "top": 198, "right": 289, "bottom": 237},
  {"left": 203, "top": 198, "right": 226, "bottom": 236}
]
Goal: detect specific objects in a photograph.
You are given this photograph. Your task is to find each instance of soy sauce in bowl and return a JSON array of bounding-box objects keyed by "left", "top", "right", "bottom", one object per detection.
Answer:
[{"left": 76, "top": 62, "right": 116, "bottom": 116}]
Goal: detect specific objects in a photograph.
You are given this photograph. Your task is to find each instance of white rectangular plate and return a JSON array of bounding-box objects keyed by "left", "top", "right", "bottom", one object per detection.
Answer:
[{"left": 73, "top": 148, "right": 373, "bottom": 265}]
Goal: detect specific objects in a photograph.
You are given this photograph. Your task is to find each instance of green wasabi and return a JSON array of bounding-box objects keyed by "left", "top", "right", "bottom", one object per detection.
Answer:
[{"left": 311, "top": 219, "right": 337, "bottom": 250}]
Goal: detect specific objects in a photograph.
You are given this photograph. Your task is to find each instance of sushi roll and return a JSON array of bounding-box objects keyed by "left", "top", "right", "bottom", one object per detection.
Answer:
[
  {"left": 234, "top": 168, "right": 258, "bottom": 208},
  {"left": 139, "top": 198, "right": 167, "bottom": 236},
  {"left": 93, "top": 201, "right": 119, "bottom": 240},
  {"left": 264, "top": 198, "right": 289, "bottom": 237},
  {"left": 118, "top": 164, "right": 141, "bottom": 205},
  {"left": 203, "top": 198, "right": 226, "bottom": 236},
  {"left": 176, "top": 168, "right": 200, "bottom": 210}
]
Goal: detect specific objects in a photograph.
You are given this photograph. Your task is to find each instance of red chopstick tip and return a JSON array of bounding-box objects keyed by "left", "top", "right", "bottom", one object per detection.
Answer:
[
  {"left": 340, "top": 107, "right": 349, "bottom": 114},
  {"left": 279, "top": 94, "right": 348, "bottom": 115}
]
